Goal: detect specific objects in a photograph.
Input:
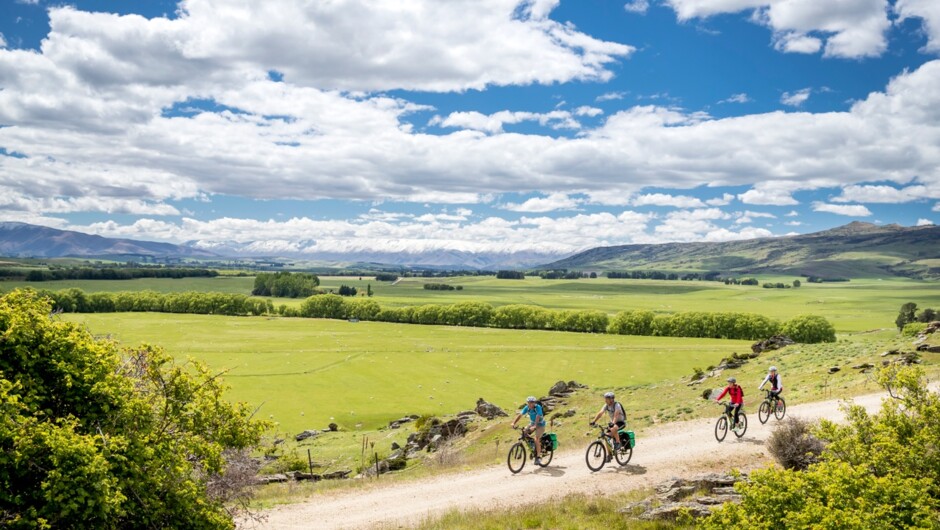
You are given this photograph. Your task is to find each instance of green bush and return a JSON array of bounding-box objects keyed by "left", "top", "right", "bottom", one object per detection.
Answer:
[
  {"left": 607, "top": 310, "right": 656, "bottom": 336},
  {"left": 902, "top": 322, "right": 929, "bottom": 337},
  {"left": 782, "top": 314, "right": 836, "bottom": 343},
  {"left": 0, "top": 289, "right": 268, "bottom": 529}
]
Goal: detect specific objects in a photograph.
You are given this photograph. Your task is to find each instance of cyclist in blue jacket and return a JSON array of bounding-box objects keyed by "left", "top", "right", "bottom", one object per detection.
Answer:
[{"left": 511, "top": 396, "right": 545, "bottom": 465}]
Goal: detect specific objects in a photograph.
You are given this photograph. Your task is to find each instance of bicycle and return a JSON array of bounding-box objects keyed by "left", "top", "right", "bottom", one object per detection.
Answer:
[
  {"left": 757, "top": 390, "right": 786, "bottom": 424},
  {"left": 585, "top": 423, "right": 634, "bottom": 472},
  {"left": 507, "top": 426, "right": 556, "bottom": 474},
  {"left": 714, "top": 402, "right": 747, "bottom": 442}
]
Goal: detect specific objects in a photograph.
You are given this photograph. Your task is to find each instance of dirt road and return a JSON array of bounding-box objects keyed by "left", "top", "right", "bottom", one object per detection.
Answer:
[{"left": 251, "top": 390, "right": 891, "bottom": 529}]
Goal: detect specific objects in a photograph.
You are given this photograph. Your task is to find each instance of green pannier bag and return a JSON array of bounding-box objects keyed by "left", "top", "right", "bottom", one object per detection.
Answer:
[
  {"left": 618, "top": 430, "right": 636, "bottom": 449},
  {"left": 543, "top": 433, "right": 559, "bottom": 450}
]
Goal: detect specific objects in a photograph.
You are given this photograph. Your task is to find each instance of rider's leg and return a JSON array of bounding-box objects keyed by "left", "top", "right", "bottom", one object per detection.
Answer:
[
  {"left": 733, "top": 404, "right": 741, "bottom": 426},
  {"left": 607, "top": 424, "right": 619, "bottom": 448},
  {"left": 534, "top": 424, "right": 544, "bottom": 458}
]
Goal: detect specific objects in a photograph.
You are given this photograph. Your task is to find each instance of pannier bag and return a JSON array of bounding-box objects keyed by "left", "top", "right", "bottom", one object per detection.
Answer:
[
  {"left": 542, "top": 433, "right": 559, "bottom": 450},
  {"left": 618, "top": 430, "right": 636, "bottom": 448}
]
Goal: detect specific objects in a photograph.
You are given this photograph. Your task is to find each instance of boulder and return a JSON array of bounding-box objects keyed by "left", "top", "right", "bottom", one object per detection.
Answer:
[
  {"left": 391, "top": 441, "right": 401, "bottom": 451},
  {"left": 659, "top": 485, "right": 697, "bottom": 502},
  {"left": 327, "top": 422, "right": 338, "bottom": 432},
  {"left": 751, "top": 335, "right": 795, "bottom": 354},
  {"left": 881, "top": 350, "right": 901, "bottom": 357},
  {"left": 828, "top": 366, "right": 841, "bottom": 374},
  {"left": 552, "top": 409, "right": 577, "bottom": 419},
  {"left": 256, "top": 473, "right": 289, "bottom": 484},
  {"left": 321, "top": 470, "right": 351, "bottom": 480},
  {"left": 695, "top": 495, "right": 741, "bottom": 505},
  {"left": 916, "top": 344, "right": 940, "bottom": 353},
  {"left": 295, "top": 430, "right": 320, "bottom": 442},
  {"left": 639, "top": 502, "right": 713, "bottom": 521},
  {"left": 549, "top": 380, "right": 569, "bottom": 396},
  {"left": 475, "top": 398, "right": 508, "bottom": 420},
  {"left": 852, "top": 362, "right": 875, "bottom": 370},
  {"left": 567, "top": 380, "right": 588, "bottom": 389}
]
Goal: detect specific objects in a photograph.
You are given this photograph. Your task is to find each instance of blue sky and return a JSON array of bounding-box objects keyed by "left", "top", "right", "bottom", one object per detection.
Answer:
[{"left": 1, "top": 0, "right": 939, "bottom": 260}]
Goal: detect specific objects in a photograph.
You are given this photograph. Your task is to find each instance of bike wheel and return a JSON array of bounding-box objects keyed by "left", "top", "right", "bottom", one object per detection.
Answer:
[
  {"left": 615, "top": 444, "right": 633, "bottom": 466},
  {"left": 538, "top": 446, "right": 554, "bottom": 467},
  {"left": 585, "top": 441, "right": 607, "bottom": 471},
  {"left": 758, "top": 401, "right": 771, "bottom": 424},
  {"left": 507, "top": 442, "right": 526, "bottom": 474},
  {"left": 774, "top": 397, "right": 786, "bottom": 420},
  {"left": 733, "top": 413, "right": 748, "bottom": 438},
  {"left": 715, "top": 415, "right": 728, "bottom": 442}
]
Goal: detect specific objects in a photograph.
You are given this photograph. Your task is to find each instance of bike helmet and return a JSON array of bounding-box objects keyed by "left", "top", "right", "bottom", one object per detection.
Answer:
[
  {"left": 526, "top": 396, "right": 537, "bottom": 403},
  {"left": 727, "top": 377, "right": 737, "bottom": 383},
  {"left": 769, "top": 366, "right": 778, "bottom": 372},
  {"left": 604, "top": 392, "right": 615, "bottom": 398}
]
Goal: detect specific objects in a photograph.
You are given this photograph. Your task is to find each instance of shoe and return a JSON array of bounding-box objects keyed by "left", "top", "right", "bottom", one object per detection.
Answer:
[
  {"left": 614, "top": 442, "right": 621, "bottom": 450},
  {"left": 534, "top": 457, "right": 542, "bottom": 466}
]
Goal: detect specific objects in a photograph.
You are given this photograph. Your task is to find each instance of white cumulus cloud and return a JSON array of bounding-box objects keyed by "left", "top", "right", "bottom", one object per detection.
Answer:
[
  {"left": 664, "top": 0, "right": 891, "bottom": 58},
  {"left": 781, "top": 88, "right": 812, "bottom": 107},
  {"left": 624, "top": 0, "right": 650, "bottom": 14},
  {"left": 812, "top": 202, "right": 873, "bottom": 216},
  {"left": 917, "top": 218, "right": 935, "bottom": 226},
  {"left": 502, "top": 193, "right": 582, "bottom": 212}
]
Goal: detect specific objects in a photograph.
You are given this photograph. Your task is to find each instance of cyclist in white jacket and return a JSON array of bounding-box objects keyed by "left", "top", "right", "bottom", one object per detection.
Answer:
[{"left": 758, "top": 366, "right": 783, "bottom": 401}]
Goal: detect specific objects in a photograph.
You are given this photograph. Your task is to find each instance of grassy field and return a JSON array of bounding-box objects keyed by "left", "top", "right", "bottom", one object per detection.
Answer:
[
  {"left": 65, "top": 313, "right": 749, "bottom": 435},
  {"left": 10, "top": 274, "right": 940, "bottom": 333}
]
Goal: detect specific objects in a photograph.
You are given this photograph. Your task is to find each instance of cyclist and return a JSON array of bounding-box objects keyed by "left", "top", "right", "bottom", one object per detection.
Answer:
[
  {"left": 590, "top": 391, "right": 627, "bottom": 459},
  {"left": 758, "top": 365, "right": 783, "bottom": 404},
  {"left": 715, "top": 377, "right": 744, "bottom": 429},
  {"left": 511, "top": 396, "right": 545, "bottom": 465}
]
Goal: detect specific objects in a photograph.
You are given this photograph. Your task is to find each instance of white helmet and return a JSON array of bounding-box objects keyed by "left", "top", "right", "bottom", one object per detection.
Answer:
[
  {"left": 769, "top": 366, "right": 778, "bottom": 372},
  {"left": 526, "top": 396, "right": 537, "bottom": 403},
  {"left": 604, "top": 391, "right": 615, "bottom": 398}
]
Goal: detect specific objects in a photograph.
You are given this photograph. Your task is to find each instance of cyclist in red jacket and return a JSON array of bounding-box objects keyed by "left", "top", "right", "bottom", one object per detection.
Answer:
[{"left": 715, "top": 377, "right": 744, "bottom": 428}]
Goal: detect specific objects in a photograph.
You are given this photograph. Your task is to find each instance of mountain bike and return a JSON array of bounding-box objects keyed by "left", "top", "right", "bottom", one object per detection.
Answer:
[
  {"left": 758, "top": 390, "right": 786, "bottom": 424},
  {"left": 585, "top": 423, "right": 634, "bottom": 472},
  {"left": 714, "top": 402, "right": 747, "bottom": 442},
  {"left": 507, "top": 426, "right": 556, "bottom": 474}
]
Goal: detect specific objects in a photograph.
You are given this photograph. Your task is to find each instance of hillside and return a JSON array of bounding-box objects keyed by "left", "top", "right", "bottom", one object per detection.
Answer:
[
  {"left": 544, "top": 222, "right": 940, "bottom": 278},
  {"left": 0, "top": 222, "right": 217, "bottom": 259}
]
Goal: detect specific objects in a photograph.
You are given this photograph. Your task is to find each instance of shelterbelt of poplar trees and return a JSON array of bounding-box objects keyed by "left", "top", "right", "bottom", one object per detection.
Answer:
[{"left": 34, "top": 288, "right": 837, "bottom": 343}]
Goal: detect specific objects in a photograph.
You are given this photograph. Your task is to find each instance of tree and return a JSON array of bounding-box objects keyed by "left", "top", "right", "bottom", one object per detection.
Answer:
[
  {"left": 782, "top": 314, "right": 836, "bottom": 343},
  {"left": 337, "top": 285, "right": 358, "bottom": 296},
  {"left": 792, "top": 279, "right": 801, "bottom": 288},
  {"left": 366, "top": 283, "right": 373, "bottom": 297},
  {"left": 896, "top": 302, "right": 918, "bottom": 330},
  {"left": 0, "top": 289, "right": 267, "bottom": 529}
]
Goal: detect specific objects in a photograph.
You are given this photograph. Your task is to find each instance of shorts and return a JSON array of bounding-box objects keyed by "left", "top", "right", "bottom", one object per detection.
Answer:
[{"left": 609, "top": 421, "right": 626, "bottom": 429}]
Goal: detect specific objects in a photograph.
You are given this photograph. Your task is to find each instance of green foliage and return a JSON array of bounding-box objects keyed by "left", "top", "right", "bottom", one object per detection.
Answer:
[
  {"left": 337, "top": 285, "right": 358, "bottom": 296},
  {"left": 299, "top": 294, "right": 347, "bottom": 318},
  {"left": 781, "top": 314, "right": 836, "bottom": 343},
  {"left": 609, "top": 310, "right": 783, "bottom": 341},
  {"left": 0, "top": 289, "right": 268, "bottom": 529},
  {"left": 423, "top": 283, "right": 456, "bottom": 291},
  {"left": 702, "top": 462, "right": 937, "bottom": 529},
  {"left": 43, "top": 288, "right": 273, "bottom": 316},
  {"left": 374, "top": 273, "right": 399, "bottom": 282},
  {"left": 252, "top": 272, "right": 320, "bottom": 298},
  {"left": 902, "top": 321, "right": 929, "bottom": 337},
  {"left": 25, "top": 267, "right": 218, "bottom": 282},
  {"left": 897, "top": 302, "right": 919, "bottom": 330}
]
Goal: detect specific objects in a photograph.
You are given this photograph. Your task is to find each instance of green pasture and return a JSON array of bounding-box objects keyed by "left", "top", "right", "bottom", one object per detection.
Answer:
[
  {"left": 12, "top": 274, "right": 940, "bottom": 333},
  {"left": 64, "top": 313, "right": 750, "bottom": 436}
]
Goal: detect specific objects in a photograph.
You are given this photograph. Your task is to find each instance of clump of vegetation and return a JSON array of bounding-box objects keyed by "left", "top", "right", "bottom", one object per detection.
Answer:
[
  {"left": 252, "top": 271, "right": 320, "bottom": 298},
  {"left": 896, "top": 302, "right": 938, "bottom": 330},
  {"left": 902, "top": 322, "right": 929, "bottom": 337},
  {"left": 337, "top": 284, "right": 358, "bottom": 296},
  {"left": 781, "top": 314, "right": 836, "bottom": 343},
  {"left": 766, "top": 417, "right": 825, "bottom": 470},
  {"left": 703, "top": 365, "right": 940, "bottom": 528},
  {"left": 375, "top": 273, "right": 399, "bottom": 281},
  {"left": 423, "top": 283, "right": 459, "bottom": 291},
  {"left": 0, "top": 289, "right": 269, "bottom": 528}
]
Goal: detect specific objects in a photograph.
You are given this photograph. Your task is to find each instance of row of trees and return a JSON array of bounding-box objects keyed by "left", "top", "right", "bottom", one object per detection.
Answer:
[
  {"left": 31, "top": 287, "right": 836, "bottom": 342},
  {"left": 607, "top": 310, "right": 834, "bottom": 342},
  {"left": 252, "top": 272, "right": 320, "bottom": 298},
  {"left": 423, "top": 283, "right": 463, "bottom": 291},
  {"left": 43, "top": 288, "right": 273, "bottom": 316},
  {"left": 24, "top": 267, "right": 219, "bottom": 281},
  {"left": 763, "top": 280, "right": 801, "bottom": 289},
  {"left": 289, "top": 294, "right": 835, "bottom": 342}
]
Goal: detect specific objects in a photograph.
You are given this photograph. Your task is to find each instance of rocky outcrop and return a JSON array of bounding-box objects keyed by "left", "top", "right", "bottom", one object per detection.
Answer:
[
  {"left": 388, "top": 415, "right": 419, "bottom": 429},
  {"left": 751, "top": 335, "right": 795, "bottom": 354},
  {"left": 621, "top": 473, "right": 747, "bottom": 521},
  {"left": 405, "top": 417, "right": 470, "bottom": 455},
  {"left": 475, "top": 398, "right": 508, "bottom": 419},
  {"left": 295, "top": 430, "right": 320, "bottom": 442}
]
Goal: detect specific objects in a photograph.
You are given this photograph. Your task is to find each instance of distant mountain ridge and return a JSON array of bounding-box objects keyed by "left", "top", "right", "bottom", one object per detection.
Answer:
[
  {"left": 542, "top": 222, "right": 940, "bottom": 279},
  {"left": 0, "top": 222, "right": 562, "bottom": 268},
  {"left": 0, "top": 222, "right": 217, "bottom": 259}
]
